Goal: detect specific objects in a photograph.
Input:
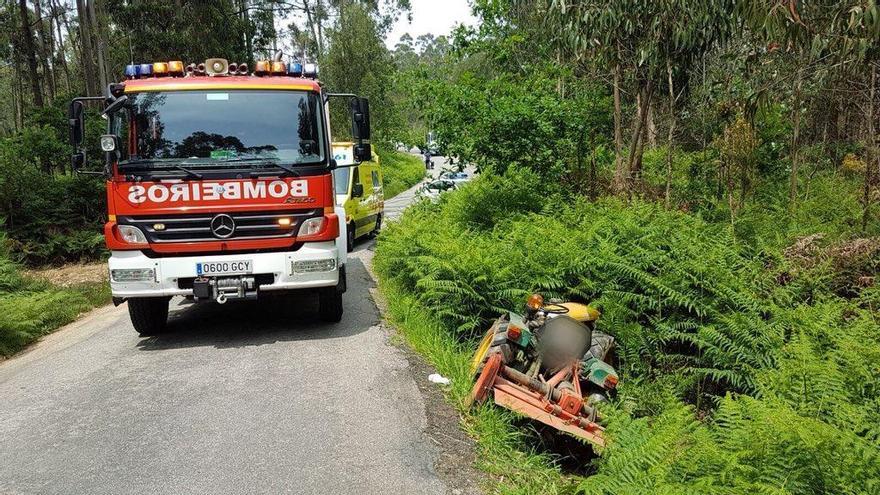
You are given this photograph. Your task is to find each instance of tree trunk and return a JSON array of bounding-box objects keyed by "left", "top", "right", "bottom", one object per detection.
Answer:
[
  {"left": 627, "top": 79, "right": 654, "bottom": 189},
  {"left": 612, "top": 63, "right": 626, "bottom": 193},
  {"left": 87, "top": 0, "right": 108, "bottom": 92},
  {"left": 19, "top": 0, "right": 44, "bottom": 107},
  {"left": 646, "top": 100, "right": 657, "bottom": 148},
  {"left": 50, "top": 0, "right": 73, "bottom": 93},
  {"left": 33, "top": 0, "right": 56, "bottom": 103},
  {"left": 302, "top": 0, "right": 318, "bottom": 58},
  {"left": 664, "top": 60, "right": 675, "bottom": 208},
  {"left": 789, "top": 64, "right": 804, "bottom": 210},
  {"left": 76, "top": 0, "right": 97, "bottom": 95},
  {"left": 863, "top": 63, "right": 876, "bottom": 232},
  {"left": 12, "top": 56, "right": 23, "bottom": 130},
  {"left": 315, "top": 0, "right": 325, "bottom": 55}
]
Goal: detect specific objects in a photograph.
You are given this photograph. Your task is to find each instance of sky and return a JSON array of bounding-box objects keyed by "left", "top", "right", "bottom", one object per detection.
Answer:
[{"left": 384, "top": 0, "right": 477, "bottom": 49}]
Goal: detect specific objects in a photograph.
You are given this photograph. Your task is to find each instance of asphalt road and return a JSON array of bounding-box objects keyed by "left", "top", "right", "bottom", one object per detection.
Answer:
[{"left": 0, "top": 157, "right": 454, "bottom": 495}]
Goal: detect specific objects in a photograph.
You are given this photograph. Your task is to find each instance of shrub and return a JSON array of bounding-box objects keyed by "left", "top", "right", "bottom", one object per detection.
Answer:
[{"left": 374, "top": 170, "right": 880, "bottom": 492}]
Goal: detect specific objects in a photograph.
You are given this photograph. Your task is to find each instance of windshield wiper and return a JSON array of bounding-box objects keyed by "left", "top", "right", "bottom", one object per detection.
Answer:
[
  {"left": 168, "top": 164, "right": 203, "bottom": 179},
  {"left": 219, "top": 157, "right": 301, "bottom": 178},
  {"left": 119, "top": 160, "right": 204, "bottom": 179}
]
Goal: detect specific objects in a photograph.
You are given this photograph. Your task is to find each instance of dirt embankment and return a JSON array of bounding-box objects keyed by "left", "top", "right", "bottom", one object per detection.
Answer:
[{"left": 25, "top": 262, "right": 107, "bottom": 287}]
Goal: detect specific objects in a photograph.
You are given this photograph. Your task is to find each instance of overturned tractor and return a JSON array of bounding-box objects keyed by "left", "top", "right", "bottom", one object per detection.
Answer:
[{"left": 468, "top": 294, "right": 618, "bottom": 448}]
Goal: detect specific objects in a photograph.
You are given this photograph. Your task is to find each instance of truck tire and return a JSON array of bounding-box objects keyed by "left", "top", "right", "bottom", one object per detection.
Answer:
[
  {"left": 347, "top": 221, "right": 356, "bottom": 252},
  {"left": 128, "top": 297, "right": 170, "bottom": 336},
  {"left": 318, "top": 289, "right": 343, "bottom": 322}
]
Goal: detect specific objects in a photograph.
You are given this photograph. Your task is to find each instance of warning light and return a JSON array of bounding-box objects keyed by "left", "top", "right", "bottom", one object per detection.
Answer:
[
  {"left": 254, "top": 60, "right": 270, "bottom": 75},
  {"left": 277, "top": 218, "right": 292, "bottom": 227},
  {"left": 303, "top": 63, "right": 318, "bottom": 78},
  {"left": 168, "top": 60, "right": 184, "bottom": 76},
  {"left": 152, "top": 62, "right": 169, "bottom": 76},
  {"left": 526, "top": 293, "right": 544, "bottom": 311},
  {"left": 288, "top": 62, "right": 303, "bottom": 77},
  {"left": 124, "top": 64, "right": 139, "bottom": 79},
  {"left": 271, "top": 61, "right": 286, "bottom": 74},
  {"left": 138, "top": 63, "right": 152, "bottom": 77}
]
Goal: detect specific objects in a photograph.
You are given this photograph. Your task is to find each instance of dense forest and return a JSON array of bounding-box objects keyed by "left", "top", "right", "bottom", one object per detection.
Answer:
[{"left": 4, "top": 0, "right": 880, "bottom": 492}]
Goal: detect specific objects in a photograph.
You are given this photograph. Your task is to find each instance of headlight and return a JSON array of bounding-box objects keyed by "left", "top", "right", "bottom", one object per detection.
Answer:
[
  {"left": 110, "top": 268, "right": 155, "bottom": 282},
  {"left": 292, "top": 258, "right": 337, "bottom": 274},
  {"left": 297, "top": 216, "right": 326, "bottom": 237},
  {"left": 117, "top": 225, "right": 147, "bottom": 244}
]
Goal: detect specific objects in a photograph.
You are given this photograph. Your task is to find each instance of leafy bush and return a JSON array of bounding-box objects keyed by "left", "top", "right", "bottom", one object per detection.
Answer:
[{"left": 374, "top": 169, "right": 880, "bottom": 492}]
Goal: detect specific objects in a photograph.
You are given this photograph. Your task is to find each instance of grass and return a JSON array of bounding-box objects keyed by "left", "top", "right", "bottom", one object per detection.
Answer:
[
  {"left": 380, "top": 147, "right": 427, "bottom": 198},
  {"left": 378, "top": 277, "right": 577, "bottom": 494},
  {"left": 0, "top": 255, "right": 110, "bottom": 357}
]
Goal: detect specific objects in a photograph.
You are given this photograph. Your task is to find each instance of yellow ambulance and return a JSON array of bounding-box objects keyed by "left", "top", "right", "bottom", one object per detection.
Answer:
[{"left": 332, "top": 143, "right": 384, "bottom": 251}]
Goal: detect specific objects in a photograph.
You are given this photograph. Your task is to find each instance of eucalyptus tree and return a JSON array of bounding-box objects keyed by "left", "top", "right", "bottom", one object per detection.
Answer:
[
  {"left": 551, "top": 0, "right": 735, "bottom": 195},
  {"left": 739, "top": 0, "right": 880, "bottom": 215}
]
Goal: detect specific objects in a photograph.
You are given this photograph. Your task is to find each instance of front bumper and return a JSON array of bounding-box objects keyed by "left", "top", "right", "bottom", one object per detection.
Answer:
[{"left": 108, "top": 241, "right": 340, "bottom": 298}]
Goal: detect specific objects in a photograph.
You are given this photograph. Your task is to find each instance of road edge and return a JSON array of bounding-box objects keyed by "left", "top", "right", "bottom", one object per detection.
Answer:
[{"left": 362, "top": 253, "right": 484, "bottom": 495}]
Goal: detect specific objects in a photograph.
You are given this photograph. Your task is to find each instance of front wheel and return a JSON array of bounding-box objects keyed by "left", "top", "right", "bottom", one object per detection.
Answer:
[
  {"left": 128, "top": 297, "right": 170, "bottom": 336},
  {"left": 318, "top": 289, "right": 343, "bottom": 323}
]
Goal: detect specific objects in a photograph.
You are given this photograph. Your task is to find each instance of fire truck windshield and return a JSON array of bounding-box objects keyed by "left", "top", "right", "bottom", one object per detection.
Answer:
[{"left": 116, "top": 90, "right": 325, "bottom": 173}]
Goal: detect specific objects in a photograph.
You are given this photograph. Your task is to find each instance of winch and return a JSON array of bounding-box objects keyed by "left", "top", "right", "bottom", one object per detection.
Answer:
[{"left": 192, "top": 276, "right": 258, "bottom": 304}]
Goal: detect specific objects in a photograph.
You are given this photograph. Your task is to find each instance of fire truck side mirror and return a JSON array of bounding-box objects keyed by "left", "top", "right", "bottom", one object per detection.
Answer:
[
  {"left": 350, "top": 97, "right": 371, "bottom": 142},
  {"left": 71, "top": 152, "right": 85, "bottom": 171},
  {"left": 68, "top": 101, "right": 85, "bottom": 147}
]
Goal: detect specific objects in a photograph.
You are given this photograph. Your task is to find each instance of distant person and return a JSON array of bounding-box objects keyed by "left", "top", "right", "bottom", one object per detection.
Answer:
[{"left": 424, "top": 150, "right": 433, "bottom": 170}]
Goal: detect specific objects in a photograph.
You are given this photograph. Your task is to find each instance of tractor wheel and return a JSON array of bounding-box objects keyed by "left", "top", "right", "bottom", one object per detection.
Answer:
[
  {"left": 467, "top": 352, "right": 502, "bottom": 407},
  {"left": 469, "top": 319, "right": 513, "bottom": 377}
]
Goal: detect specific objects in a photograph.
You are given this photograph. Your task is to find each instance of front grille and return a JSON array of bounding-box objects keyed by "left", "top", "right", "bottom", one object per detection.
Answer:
[{"left": 120, "top": 209, "right": 321, "bottom": 243}]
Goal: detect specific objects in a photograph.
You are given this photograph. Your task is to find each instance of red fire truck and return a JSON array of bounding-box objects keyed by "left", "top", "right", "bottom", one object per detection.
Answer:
[{"left": 68, "top": 58, "right": 372, "bottom": 335}]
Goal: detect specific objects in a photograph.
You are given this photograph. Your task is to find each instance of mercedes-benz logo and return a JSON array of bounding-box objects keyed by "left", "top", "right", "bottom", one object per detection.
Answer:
[{"left": 210, "top": 214, "right": 236, "bottom": 239}]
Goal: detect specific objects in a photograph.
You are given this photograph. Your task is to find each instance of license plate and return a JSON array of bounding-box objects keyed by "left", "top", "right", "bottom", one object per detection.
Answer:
[{"left": 196, "top": 260, "right": 253, "bottom": 276}]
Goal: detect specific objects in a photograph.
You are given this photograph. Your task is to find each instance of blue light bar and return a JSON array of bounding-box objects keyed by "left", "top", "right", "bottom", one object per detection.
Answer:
[
  {"left": 138, "top": 63, "right": 153, "bottom": 78},
  {"left": 124, "top": 64, "right": 139, "bottom": 79},
  {"left": 288, "top": 62, "right": 303, "bottom": 77}
]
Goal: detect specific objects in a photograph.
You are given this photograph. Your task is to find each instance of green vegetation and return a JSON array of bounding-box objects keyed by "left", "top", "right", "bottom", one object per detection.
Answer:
[
  {"left": 376, "top": 169, "right": 880, "bottom": 493},
  {"left": 5, "top": 0, "right": 880, "bottom": 491},
  {"left": 374, "top": 2, "right": 880, "bottom": 491},
  {"left": 379, "top": 148, "right": 425, "bottom": 198},
  {"left": 0, "top": 241, "right": 108, "bottom": 356}
]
